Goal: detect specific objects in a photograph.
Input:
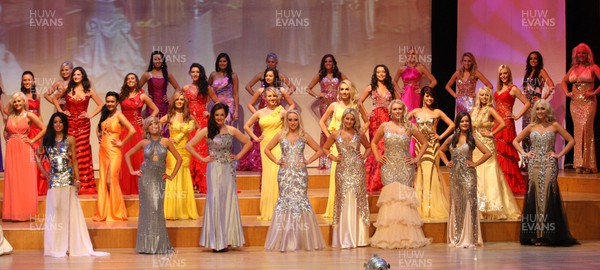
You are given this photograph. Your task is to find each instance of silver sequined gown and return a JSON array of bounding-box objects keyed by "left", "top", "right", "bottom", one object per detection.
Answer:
[
  {"left": 370, "top": 125, "right": 431, "bottom": 249},
  {"left": 44, "top": 139, "right": 108, "bottom": 257},
  {"left": 264, "top": 137, "right": 325, "bottom": 252},
  {"left": 136, "top": 138, "right": 174, "bottom": 254},
  {"left": 447, "top": 143, "right": 483, "bottom": 248},
  {"left": 520, "top": 131, "right": 578, "bottom": 246},
  {"left": 200, "top": 134, "right": 245, "bottom": 250},
  {"left": 332, "top": 133, "right": 370, "bottom": 248}
]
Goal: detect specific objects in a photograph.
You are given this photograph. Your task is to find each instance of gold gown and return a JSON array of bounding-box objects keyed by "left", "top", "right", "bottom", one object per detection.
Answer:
[
  {"left": 257, "top": 106, "right": 284, "bottom": 221},
  {"left": 568, "top": 67, "right": 597, "bottom": 172},
  {"left": 164, "top": 119, "right": 199, "bottom": 220}
]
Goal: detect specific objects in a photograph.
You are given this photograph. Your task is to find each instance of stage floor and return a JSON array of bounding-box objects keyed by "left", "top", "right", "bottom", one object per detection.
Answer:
[{"left": 1, "top": 241, "right": 599, "bottom": 269}]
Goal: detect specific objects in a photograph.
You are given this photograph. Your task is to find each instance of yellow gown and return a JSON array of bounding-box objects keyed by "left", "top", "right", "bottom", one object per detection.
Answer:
[
  {"left": 164, "top": 119, "right": 199, "bottom": 220},
  {"left": 323, "top": 105, "right": 344, "bottom": 218},
  {"left": 257, "top": 106, "right": 284, "bottom": 221}
]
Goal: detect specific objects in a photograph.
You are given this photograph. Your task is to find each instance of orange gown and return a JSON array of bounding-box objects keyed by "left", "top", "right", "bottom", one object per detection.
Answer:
[{"left": 93, "top": 116, "right": 127, "bottom": 221}]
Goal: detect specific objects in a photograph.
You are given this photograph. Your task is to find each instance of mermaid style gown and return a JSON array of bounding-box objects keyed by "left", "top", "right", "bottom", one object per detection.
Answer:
[
  {"left": 257, "top": 106, "right": 284, "bottom": 221},
  {"left": 317, "top": 77, "right": 340, "bottom": 170},
  {"left": 211, "top": 76, "right": 235, "bottom": 125},
  {"left": 65, "top": 95, "right": 95, "bottom": 194},
  {"left": 237, "top": 91, "right": 266, "bottom": 172},
  {"left": 568, "top": 67, "right": 597, "bottom": 173},
  {"left": 93, "top": 117, "right": 127, "bottom": 221},
  {"left": 137, "top": 138, "right": 174, "bottom": 254},
  {"left": 323, "top": 105, "right": 344, "bottom": 218},
  {"left": 164, "top": 120, "right": 198, "bottom": 220},
  {"left": 120, "top": 91, "right": 144, "bottom": 195},
  {"left": 520, "top": 131, "right": 578, "bottom": 246},
  {"left": 185, "top": 87, "right": 210, "bottom": 193},
  {"left": 370, "top": 125, "right": 431, "bottom": 249},
  {"left": 414, "top": 117, "right": 449, "bottom": 219},
  {"left": 28, "top": 98, "right": 48, "bottom": 196},
  {"left": 522, "top": 78, "right": 544, "bottom": 154},
  {"left": 2, "top": 115, "right": 38, "bottom": 221},
  {"left": 494, "top": 90, "right": 526, "bottom": 194},
  {"left": 365, "top": 90, "right": 391, "bottom": 192},
  {"left": 200, "top": 134, "right": 245, "bottom": 250},
  {"left": 146, "top": 74, "right": 168, "bottom": 117},
  {"left": 472, "top": 107, "right": 521, "bottom": 220},
  {"left": 44, "top": 139, "right": 109, "bottom": 257},
  {"left": 400, "top": 66, "right": 422, "bottom": 112},
  {"left": 447, "top": 143, "right": 483, "bottom": 248},
  {"left": 455, "top": 75, "right": 477, "bottom": 115},
  {"left": 332, "top": 132, "right": 370, "bottom": 248},
  {"left": 264, "top": 137, "right": 325, "bottom": 252}
]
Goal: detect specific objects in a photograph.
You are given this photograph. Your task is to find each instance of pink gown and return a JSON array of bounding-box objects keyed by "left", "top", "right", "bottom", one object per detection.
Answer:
[
  {"left": 3, "top": 115, "right": 38, "bottom": 221},
  {"left": 185, "top": 87, "right": 210, "bottom": 193},
  {"left": 28, "top": 98, "right": 48, "bottom": 196},
  {"left": 65, "top": 95, "right": 96, "bottom": 194},
  {"left": 400, "top": 66, "right": 422, "bottom": 112},
  {"left": 317, "top": 77, "right": 341, "bottom": 169},
  {"left": 120, "top": 91, "right": 144, "bottom": 195},
  {"left": 494, "top": 90, "right": 526, "bottom": 194},
  {"left": 365, "top": 89, "right": 391, "bottom": 192}
]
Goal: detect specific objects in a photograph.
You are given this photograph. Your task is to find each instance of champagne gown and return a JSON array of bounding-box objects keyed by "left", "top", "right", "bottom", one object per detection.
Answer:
[{"left": 568, "top": 66, "right": 597, "bottom": 172}]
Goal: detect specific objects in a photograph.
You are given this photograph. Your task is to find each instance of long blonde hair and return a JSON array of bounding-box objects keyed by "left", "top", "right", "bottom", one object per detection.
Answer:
[
  {"left": 571, "top": 43, "right": 594, "bottom": 66},
  {"left": 496, "top": 64, "right": 514, "bottom": 91},
  {"left": 337, "top": 79, "right": 358, "bottom": 109},
  {"left": 472, "top": 87, "right": 494, "bottom": 117},
  {"left": 280, "top": 110, "right": 304, "bottom": 139},
  {"left": 458, "top": 52, "right": 479, "bottom": 79},
  {"left": 530, "top": 99, "right": 556, "bottom": 125},
  {"left": 167, "top": 91, "right": 192, "bottom": 123}
]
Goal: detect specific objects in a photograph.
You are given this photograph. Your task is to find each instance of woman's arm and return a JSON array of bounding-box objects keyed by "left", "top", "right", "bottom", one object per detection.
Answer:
[
  {"left": 141, "top": 93, "right": 159, "bottom": 117},
  {"left": 125, "top": 140, "right": 147, "bottom": 175},
  {"left": 319, "top": 103, "right": 335, "bottom": 137},
  {"left": 488, "top": 108, "right": 506, "bottom": 136},
  {"left": 436, "top": 109, "right": 455, "bottom": 140},
  {"left": 230, "top": 126, "right": 253, "bottom": 159},
  {"left": 445, "top": 72, "right": 458, "bottom": 98},
  {"left": 264, "top": 132, "right": 282, "bottom": 164},
  {"left": 243, "top": 111, "right": 262, "bottom": 141},
  {"left": 419, "top": 64, "right": 438, "bottom": 88},
  {"left": 88, "top": 89, "right": 104, "bottom": 118},
  {"left": 476, "top": 70, "right": 493, "bottom": 89},
  {"left": 303, "top": 133, "right": 324, "bottom": 165},
  {"left": 163, "top": 138, "right": 182, "bottom": 180},
  {"left": 306, "top": 74, "right": 320, "bottom": 98},
  {"left": 116, "top": 112, "right": 136, "bottom": 146},
  {"left": 322, "top": 130, "right": 338, "bottom": 161},
  {"left": 232, "top": 73, "right": 239, "bottom": 120},
  {"left": 510, "top": 85, "right": 531, "bottom": 120}
]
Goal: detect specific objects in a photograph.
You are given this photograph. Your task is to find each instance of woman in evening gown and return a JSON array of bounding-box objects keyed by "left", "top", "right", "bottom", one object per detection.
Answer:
[
  {"left": 494, "top": 65, "right": 530, "bottom": 194},
  {"left": 394, "top": 47, "right": 437, "bottom": 113},
  {"left": 2, "top": 92, "right": 46, "bottom": 221},
  {"left": 53, "top": 66, "right": 103, "bottom": 194},
  {"left": 439, "top": 112, "right": 492, "bottom": 248},
  {"left": 93, "top": 92, "right": 135, "bottom": 222},
  {"left": 139, "top": 51, "right": 180, "bottom": 118},
  {"left": 187, "top": 103, "right": 253, "bottom": 252},
  {"left": 323, "top": 108, "right": 371, "bottom": 248},
  {"left": 561, "top": 43, "right": 599, "bottom": 174},
  {"left": 183, "top": 63, "right": 218, "bottom": 193},
  {"left": 370, "top": 100, "right": 431, "bottom": 249},
  {"left": 470, "top": 87, "right": 520, "bottom": 220},
  {"left": 36, "top": 112, "right": 108, "bottom": 257},
  {"left": 119, "top": 73, "right": 159, "bottom": 195},
  {"left": 43, "top": 61, "right": 73, "bottom": 112},
  {"left": 160, "top": 91, "right": 199, "bottom": 220},
  {"left": 244, "top": 86, "right": 295, "bottom": 221},
  {"left": 521, "top": 52, "right": 555, "bottom": 159},
  {"left": 320, "top": 80, "right": 367, "bottom": 218},
  {"left": 126, "top": 116, "right": 182, "bottom": 254},
  {"left": 407, "top": 87, "right": 453, "bottom": 219},
  {"left": 445, "top": 52, "right": 493, "bottom": 115},
  {"left": 208, "top": 53, "right": 239, "bottom": 125},
  {"left": 513, "top": 100, "right": 578, "bottom": 246},
  {"left": 264, "top": 110, "right": 325, "bottom": 252},
  {"left": 307, "top": 54, "right": 348, "bottom": 170},
  {"left": 359, "top": 64, "right": 401, "bottom": 192}
]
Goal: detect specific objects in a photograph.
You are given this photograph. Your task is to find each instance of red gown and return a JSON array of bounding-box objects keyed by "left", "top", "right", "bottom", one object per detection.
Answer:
[
  {"left": 28, "top": 99, "right": 48, "bottom": 196},
  {"left": 65, "top": 95, "right": 96, "bottom": 194},
  {"left": 365, "top": 90, "right": 391, "bottom": 192},
  {"left": 120, "top": 91, "right": 144, "bottom": 195},
  {"left": 493, "top": 90, "right": 526, "bottom": 194},
  {"left": 185, "top": 87, "right": 209, "bottom": 193}
]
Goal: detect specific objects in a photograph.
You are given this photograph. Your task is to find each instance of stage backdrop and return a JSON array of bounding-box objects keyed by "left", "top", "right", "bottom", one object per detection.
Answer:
[
  {"left": 457, "top": 0, "right": 566, "bottom": 167},
  {"left": 0, "top": 0, "right": 432, "bottom": 169}
]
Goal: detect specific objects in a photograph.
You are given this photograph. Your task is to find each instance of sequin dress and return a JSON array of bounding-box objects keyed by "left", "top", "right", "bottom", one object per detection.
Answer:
[
  {"left": 332, "top": 132, "right": 370, "bottom": 248},
  {"left": 185, "top": 87, "right": 210, "bottom": 193},
  {"left": 200, "top": 134, "right": 245, "bottom": 250},
  {"left": 211, "top": 76, "right": 235, "bottom": 125},
  {"left": 28, "top": 98, "right": 47, "bottom": 196},
  {"left": 164, "top": 119, "right": 198, "bottom": 220},
  {"left": 447, "top": 143, "right": 483, "bottom": 248},
  {"left": 237, "top": 90, "right": 266, "bottom": 172},
  {"left": 137, "top": 138, "right": 174, "bottom": 254},
  {"left": 257, "top": 106, "right": 284, "bottom": 221},
  {"left": 323, "top": 105, "right": 345, "bottom": 218},
  {"left": 400, "top": 66, "right": 422, "bottom": 112},
  {"left": 520, "top": 131, "right": 578, "bottom": 246},
  {"left": 44, "top": 139, "right": 109, "bottom": 257},
  {"left": 65, "top": 95, "right": 95, "bottom": 194},
  {"left": 370, "top": 124, "right": 431, "bottom": 249},
  {"left": 522, "top": 77, "right": 544, "bottom": 153},
  {"left": 120, "top": 91, "right": 144, "bottom": 195},
  {"left": 317, "top": 77, "right": 340, "bottom": 169},
  {"left": 455, "top": 75, "right": 477, "bottom": 114},
  {"left": 494, "top": 90, "right": 526, "bottom": 194},
  {"left": 414, "top": 117, "right": 449, "bottom": 219},
  {"left": 3, "top": 115, "right": 38, "bottom": 221},
  {"left": 471, "top": 107, "right": 521, "bottom": 220},
  {"left": 365, "top": 89, "right": 392, "bottom": 192},
  {"left": 264, "top": 137, "right": 325, "bottom": 252},
  {"left": 568, "top": 66, "right": 597, "bottom": 173}
]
